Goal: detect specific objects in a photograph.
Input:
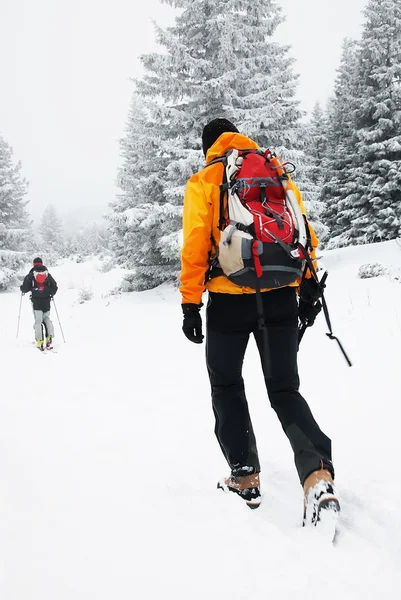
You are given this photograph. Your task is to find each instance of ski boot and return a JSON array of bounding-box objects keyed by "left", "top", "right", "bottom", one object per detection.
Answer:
[
  {"left": 217, "top": 466, "right": 261, "bottom": 509},
  {"left": 36, "top": 339, "right": 45, "bottom": 352},
  {"left": 46, "top": 335, "right": 53, "bottom": 350}
]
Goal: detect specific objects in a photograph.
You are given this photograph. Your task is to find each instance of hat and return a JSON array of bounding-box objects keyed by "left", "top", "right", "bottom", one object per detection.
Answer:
[
  {"left": 33, "top": 257, "right": 43, "bottom": 266},
  {"left": 202, "top": 118, "right": 239, "bottom": 157}
]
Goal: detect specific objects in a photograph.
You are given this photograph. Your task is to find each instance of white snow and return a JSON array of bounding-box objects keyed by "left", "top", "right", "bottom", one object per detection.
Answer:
[{"left": 1, "top": 241, "right": 401, "bottom": 599}]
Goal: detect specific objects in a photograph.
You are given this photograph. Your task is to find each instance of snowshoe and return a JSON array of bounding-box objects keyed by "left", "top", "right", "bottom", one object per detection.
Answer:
[{"left": 218, "top": 466, "right": 261, "bottom": 509}]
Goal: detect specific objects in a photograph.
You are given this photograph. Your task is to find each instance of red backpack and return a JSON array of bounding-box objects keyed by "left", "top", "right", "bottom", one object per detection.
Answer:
[
  {"left": 33, "top": 269, "right": 48, "bottom": 290},
  {"left": 207, "top": 148, "right": 311, "bottom": 289}
]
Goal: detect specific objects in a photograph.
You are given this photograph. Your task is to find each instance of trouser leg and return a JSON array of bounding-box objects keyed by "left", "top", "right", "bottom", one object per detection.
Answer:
[
  {"left": 253, "top": 287, "right": 334, "bottom": 485},
  {"left": 33, "top": 310, "right": 44, "bottom": 340},
  {"left": 206, "top": 294, "right": 260, "bottom": 472},
  {"left": 42, "top": 311, "right": 54, "bottom": 337}
]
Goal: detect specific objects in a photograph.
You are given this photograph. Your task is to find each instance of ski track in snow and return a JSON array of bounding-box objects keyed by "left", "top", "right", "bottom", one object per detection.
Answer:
[{"left": 1, "top": 246, "right": 401, "bottom": 600}]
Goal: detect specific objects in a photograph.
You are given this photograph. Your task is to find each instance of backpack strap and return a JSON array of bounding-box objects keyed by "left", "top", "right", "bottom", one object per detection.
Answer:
[
  {"left": 204, "top": 154, "right": 229, "bottom": 231},
  {"left": 303, "top": 215, "right": 313, "bottom": 253},
  {"left": 204, "top": 234, "right": 220, "bottom": 282},
  {"left": 219, "top": 171, "right": 229, "bottom": 231},
  {"left": 252, "top": 243, "right": 271, "bottom": 378}
]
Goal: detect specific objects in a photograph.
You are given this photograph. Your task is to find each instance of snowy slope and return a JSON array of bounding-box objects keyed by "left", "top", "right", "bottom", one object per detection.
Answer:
[{"left": 1, "top": 243, "right": 401, "bottom": 600}]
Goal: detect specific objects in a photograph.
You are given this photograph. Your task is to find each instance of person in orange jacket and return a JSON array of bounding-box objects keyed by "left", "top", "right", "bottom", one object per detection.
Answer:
[{"left": 180, "top": 118, "right": 339, "bottom": 522}]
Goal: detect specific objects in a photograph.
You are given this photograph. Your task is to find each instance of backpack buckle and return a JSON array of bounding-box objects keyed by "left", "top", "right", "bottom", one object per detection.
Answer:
[{"left": 290, "top": 248, "right": 302, "bottom": 259}]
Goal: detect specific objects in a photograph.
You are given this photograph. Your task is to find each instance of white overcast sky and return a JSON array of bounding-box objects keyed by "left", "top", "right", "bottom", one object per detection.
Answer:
[{"left": 0, "top": 0, "right": 368, "bottom": 221}]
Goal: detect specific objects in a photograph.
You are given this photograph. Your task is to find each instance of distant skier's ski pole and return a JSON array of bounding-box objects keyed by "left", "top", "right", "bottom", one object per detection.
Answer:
[
  {"left": 52, "top": 298, "right": 66, "bottom": 343},
  {"left": 16, "top": 292, "right": 23, "bottom": 338}
]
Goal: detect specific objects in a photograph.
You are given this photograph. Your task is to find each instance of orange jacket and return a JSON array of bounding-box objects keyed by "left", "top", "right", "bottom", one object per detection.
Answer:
[{"left": 180, "top": 132, "right": 318, "bottom": 305}]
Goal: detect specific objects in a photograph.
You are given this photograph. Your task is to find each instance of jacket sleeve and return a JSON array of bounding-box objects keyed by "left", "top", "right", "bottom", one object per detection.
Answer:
[
  {"left": 180, "top": 177, "right": 213, "bottom": 305},
  {"left": 290, "top": 181, "right": 319, "bottom": 279},
  {"left": 47, "top": 274, "right": 58, "bottom": 296},
  {"left": 20, "top": 273, "right": 33, "bottom": 293}
]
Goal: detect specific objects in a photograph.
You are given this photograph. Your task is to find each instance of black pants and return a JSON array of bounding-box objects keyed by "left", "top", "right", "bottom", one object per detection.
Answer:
[{"left": 206, "top": 287, "right": 334, "bottom": 486}]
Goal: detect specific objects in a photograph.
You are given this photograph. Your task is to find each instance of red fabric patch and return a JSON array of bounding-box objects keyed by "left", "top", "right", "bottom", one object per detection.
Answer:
[
  {"left": 236, "top": 151, "right": 285, "bottom": 203},
  {"left": 252, "top": 241, "right": 263, "bottom": 278},
  {"left": 246, "top": 201, "right": 294, "bottom": 243},
  {"left": 235, "top": 151, "right": 295, "bottom": 244}
]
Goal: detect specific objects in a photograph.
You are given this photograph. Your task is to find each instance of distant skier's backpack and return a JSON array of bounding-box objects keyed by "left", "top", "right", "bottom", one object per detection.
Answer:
[
  {"left": 33, "top": 269, "right": 48, "bottom": 289},
  {"left": 208, "top": 149, "right": 311, "bottom": 289}
]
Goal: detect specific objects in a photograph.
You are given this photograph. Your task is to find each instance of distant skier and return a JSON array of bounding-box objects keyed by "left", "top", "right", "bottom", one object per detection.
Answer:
[{"left": 20, "top": 257, "right": 58, "bottom": 351}]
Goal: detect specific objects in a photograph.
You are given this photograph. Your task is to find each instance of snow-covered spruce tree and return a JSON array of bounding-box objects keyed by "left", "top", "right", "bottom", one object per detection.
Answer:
[
  {"left": 0, "top": 133, "right": 30, "bottom": 290},
  {"left": 108, "top": 93, "right": 183, "bottom": 290},
  {"left": 304, "top": 103, "right": 330, "bottom": 187},
  {"left": 320, "top": 38, "right": 361, "bottom": 248},
  {"left": 228, "top": 7, "right": 328, "bottom": 244},
  {"left": 295, "top": 103, "right": 332, "bottom": 244},
  {"left": 40, "top": 205, "right": 64, "bottom": 254},
  {"left": 345, "top": 0, "right": 401, "bottom": 244},
  {"left": 113, "top": 0, "right": 316, "bottom": 290}
]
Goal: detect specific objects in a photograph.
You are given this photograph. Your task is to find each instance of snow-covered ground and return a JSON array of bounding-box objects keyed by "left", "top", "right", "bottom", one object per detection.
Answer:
[{"left": 1, "top": 242, "right": 401, "bottom": 600}]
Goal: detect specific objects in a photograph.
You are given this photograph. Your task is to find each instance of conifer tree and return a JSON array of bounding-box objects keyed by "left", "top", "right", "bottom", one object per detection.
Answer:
[
  {"left": 112, "top": 0, "right": 314, "bottom": 289},
  {"left": 304, "top": 103, "right": 329, "bottom": 187},
  {"left": 0, "top": 134, "right": 30, "bottom": 290},
  {"left": 321, "top": 38, "right": 360, "bottom": 247},
  {"left": 324, "top": 1, "right": 401, "bottom": 248},
  {"left": 108, "top": 93, "right": 183, "bottom": 289},
  {"left": 40, "top": 204, "right": 64, "bottom": 254},
  {"left": 347, "top": 0, "right": 401, "bottom": 244}
]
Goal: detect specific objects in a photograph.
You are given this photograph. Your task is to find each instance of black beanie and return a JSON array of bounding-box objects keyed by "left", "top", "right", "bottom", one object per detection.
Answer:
[
  {"left": 33, "top": 257, "right": 43, "bottom": 266},
  {"left": 202, "top": 118, "right": 239, "bottom": 157}
]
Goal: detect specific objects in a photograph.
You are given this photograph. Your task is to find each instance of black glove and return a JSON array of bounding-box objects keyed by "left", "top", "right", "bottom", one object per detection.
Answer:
[
  {"left": 299, "top": 299, "right": 322, "bottom": 327},
  {"left": 299, "top": 277, "right": 325, "bottom": 303},
  {"left": 182, "top": 303, "right": 204, "bottom": 344}
]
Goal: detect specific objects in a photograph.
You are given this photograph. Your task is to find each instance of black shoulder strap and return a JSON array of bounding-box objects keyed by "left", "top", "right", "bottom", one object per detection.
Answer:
[
  {"left": 218, "top": 170, "right": 229, "bottom": 231},
  {"left": 303, "top": 215, "right": 313, "bottom": 252},
  {"left": 204, "top": 154, "right": 229, "bottom": 231}
]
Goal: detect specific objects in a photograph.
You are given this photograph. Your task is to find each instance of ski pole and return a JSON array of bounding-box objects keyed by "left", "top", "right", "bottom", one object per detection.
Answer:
[
  {"left": 16, "top": 292, "right": 23, "bottom": 338},
  {"left": 298, "top": 272, "right": 352, "bottom": 367},
  {"left": 52, "top": 298, "right": 66, "bottom": 343}
]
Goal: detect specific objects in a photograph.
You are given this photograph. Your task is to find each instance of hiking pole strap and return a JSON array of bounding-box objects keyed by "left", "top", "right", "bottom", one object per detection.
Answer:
[{"left": 321, "top": 294, "right": 352, "bottom": 367}]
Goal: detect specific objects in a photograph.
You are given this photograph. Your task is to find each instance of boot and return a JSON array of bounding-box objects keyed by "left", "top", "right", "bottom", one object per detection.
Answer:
[
  {"left": 46, "top": 335, "right": 53, "bottom": 349},
  {"left": 217, "top": 466, "right": 261, "bottom": 509},
  {"left": 303, "top": 467, "right": 340, "bottom": 527},
  {"left": 36, "top": 339, "right": 44, "bottom": 352}
]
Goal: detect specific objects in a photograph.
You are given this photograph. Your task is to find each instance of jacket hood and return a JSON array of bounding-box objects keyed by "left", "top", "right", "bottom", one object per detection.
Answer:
[{"left": 205, "top": 132, "right": 259, "bottom": 164}]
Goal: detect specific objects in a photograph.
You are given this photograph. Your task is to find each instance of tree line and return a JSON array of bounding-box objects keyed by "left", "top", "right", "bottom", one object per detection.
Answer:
[
  {"left": 109, "top": 0, "right": 401, "bottom": 290},
  {"left": 2, "top": 0, "right": 400, "bottom": 291}
]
